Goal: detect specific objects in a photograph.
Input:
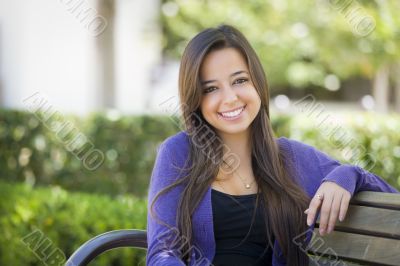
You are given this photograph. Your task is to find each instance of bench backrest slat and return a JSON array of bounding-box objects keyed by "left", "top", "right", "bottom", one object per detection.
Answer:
[
  {"left": 309, "top": 230, "right": 400, "bottom": 265},
  {"left": 329, "top": 205, "right": 400, "bottom": 238},
  {"left": 350, "top": 191, "right": 400, "bottom": 210},
  {"left": 308, "top": 191, "right": 400, "bottom": 266}
]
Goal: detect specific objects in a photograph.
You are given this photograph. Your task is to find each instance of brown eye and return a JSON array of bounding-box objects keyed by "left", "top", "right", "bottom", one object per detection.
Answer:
[
  {"left": 204, "top": 87, "right": 217, "bottom": 94},
  {"left": 234, "top": 78, "right": 248, "bottom": 85}
]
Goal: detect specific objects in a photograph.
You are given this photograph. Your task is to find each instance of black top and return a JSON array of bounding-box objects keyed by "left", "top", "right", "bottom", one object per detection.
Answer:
[{"left": 211, "top": 188, "right": 274, "bottom": 266}]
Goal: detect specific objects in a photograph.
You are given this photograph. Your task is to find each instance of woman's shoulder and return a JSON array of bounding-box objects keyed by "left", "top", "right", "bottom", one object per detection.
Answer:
[
  {"left": 160, "top": 130, "right": 190, "bottom": 150},
  {"left": 276, "top": 136, "right": 316, "bottom": 153},
  {"left": 275, "top": 136, "right": 328, "bottom": 166},
  {"left": 160, "top": 133, "right": 319, "bottom": 162},
  {"left": 161, "top": 133, "right": 316, "bottom": 154},
  {"left": 276, "top": 136, "right": 343, "bottom": 174},
  {"left": 158, "top": 130, "right": 191, "bottom": 162}
]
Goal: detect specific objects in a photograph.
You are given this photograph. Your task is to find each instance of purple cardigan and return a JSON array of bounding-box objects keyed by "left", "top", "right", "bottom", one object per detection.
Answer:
[{"left": 146, "top": 131, "right": 399, "bottom": 265}]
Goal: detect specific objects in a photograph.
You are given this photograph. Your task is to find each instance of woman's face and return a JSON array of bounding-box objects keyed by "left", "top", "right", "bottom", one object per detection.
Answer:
[{"left": 199, "top": 47, "right": 261, "bottom": 138}]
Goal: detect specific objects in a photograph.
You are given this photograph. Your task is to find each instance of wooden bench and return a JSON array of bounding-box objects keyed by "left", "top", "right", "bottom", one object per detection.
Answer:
[{"left": 66, "top": 191, "right": 400, "bottom": 266}]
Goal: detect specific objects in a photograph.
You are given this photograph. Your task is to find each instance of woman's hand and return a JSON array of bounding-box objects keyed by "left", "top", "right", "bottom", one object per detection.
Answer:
[{"left": 304, "top": 181, "right": 351, "bottom": 236}]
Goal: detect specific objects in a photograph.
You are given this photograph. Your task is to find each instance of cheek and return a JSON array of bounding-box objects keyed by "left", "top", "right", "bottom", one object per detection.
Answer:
[
  {"left": 200, "top": 100, "right": 213, "bottom": 123},
  {"left": 242, "top": 87, "right": 261, "bottom": 103},
  {"left": 250, "top": 87, "right": 261, "bottom": 101},
  {"left": 200, "top": 98, "right": 218, "bottom": 115},
  {"left": 254, "top": 93, "right": 262, "bottom": 106}
]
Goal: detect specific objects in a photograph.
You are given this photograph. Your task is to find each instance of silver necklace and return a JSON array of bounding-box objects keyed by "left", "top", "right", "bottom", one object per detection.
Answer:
[
  {"left": 220, "top": 160, "right": 256, "bottom": 189},
  {"left": 233, "top": 169, "right": 256, "bottom": 189}
]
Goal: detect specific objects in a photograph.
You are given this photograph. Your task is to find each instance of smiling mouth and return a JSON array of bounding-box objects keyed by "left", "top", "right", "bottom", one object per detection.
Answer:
[{"left": 218, "top": 105, "right": 246, "bottom": 119}]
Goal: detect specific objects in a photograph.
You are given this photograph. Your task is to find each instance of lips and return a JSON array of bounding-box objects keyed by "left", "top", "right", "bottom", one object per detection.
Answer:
[{"left": 218, "top": 105, "right": 246, "bottom": 119}]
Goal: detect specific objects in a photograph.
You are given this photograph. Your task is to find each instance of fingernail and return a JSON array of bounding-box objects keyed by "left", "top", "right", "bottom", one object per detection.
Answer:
[
  {"left": 320, "top": 228, "right": 325, "bottom": 235},
  {"left": 327, "top": 226, "right": 332, "bottom": 234},
  {"left": 339, "top": 215, "right": 343, "bottom": 222},
  {"left": 304, "top": 209, "right": 309, "bottom": 214}
]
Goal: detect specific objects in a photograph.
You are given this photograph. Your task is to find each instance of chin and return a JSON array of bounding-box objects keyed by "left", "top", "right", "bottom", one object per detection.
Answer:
[{"left": 215, "top": 124, "right": 251, "bottom": 136}]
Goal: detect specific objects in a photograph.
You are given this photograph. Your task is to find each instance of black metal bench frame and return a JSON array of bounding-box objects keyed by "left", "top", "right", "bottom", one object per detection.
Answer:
[{"left": 66, "top": 191, "right": 400, "bottom": 266}]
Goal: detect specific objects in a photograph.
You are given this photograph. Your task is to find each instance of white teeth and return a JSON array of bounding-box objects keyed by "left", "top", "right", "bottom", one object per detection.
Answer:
[{"left": 220, "top": 107, "right": 244, "bottom": 117}]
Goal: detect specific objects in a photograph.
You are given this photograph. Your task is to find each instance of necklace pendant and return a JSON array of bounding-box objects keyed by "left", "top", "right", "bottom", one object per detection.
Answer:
[{"left": 245, "top": 184, "right": 251, "bottom": 189}]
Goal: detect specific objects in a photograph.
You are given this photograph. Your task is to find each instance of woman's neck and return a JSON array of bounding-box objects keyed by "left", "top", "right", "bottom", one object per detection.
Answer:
[{"left": 219, "top": 130, "right": 252, "bottom": 172}]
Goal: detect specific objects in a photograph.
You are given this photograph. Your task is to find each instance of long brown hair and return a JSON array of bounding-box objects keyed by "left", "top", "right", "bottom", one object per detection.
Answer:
[{"left": 150, "top": 24, "right": 311, "bottom": 265}]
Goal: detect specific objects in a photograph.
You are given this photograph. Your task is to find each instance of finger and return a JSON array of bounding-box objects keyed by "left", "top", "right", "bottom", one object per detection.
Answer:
[
  {"left": 306, "top": 193, "right": 324, "bottom": 226},
  {"left": 318, "top": 193, "right": 333, "bottom": 236},
  {"left": 327, "top": 193, "right": 343, "bottom": 234},
  {"left": 339, "top": 192, "right": 351, "bottom": 222}
]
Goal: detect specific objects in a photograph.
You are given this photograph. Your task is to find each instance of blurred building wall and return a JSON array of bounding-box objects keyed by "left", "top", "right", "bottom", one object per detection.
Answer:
[{"left": 0, "top": 0, "right": 162, "bottom": 115}]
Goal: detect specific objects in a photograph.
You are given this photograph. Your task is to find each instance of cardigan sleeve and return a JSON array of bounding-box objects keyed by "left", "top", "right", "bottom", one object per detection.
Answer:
[
  {"left": 309, "top": 143, "right": 399, "bottom": 196},
  {"left": 274, "top": 137, "right": 399, "bottom": 266},
  {"left": 282, "top": 137, "right": 399, "bottom": 197},
  {"left": 146, "top": 139, "right": 186, "bottom": 266}
]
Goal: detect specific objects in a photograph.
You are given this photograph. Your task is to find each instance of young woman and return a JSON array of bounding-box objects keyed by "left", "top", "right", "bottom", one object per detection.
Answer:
[{"left": 146, "top": 24, "right": 399, "bottom": 266}]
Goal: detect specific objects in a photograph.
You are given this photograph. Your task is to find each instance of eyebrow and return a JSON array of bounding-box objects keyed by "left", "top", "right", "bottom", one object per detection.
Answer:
[{"left": 201, "top": 70, "right": 248, "bottom": 86}]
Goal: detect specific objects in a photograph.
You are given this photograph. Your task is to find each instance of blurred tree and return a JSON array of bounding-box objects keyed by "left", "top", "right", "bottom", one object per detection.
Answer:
[
  {"left": 160, "top": 0, "right": 400, "bottom": 112},
  {"left": 93, "top": 0, "right": 116, "bottom": 109}
]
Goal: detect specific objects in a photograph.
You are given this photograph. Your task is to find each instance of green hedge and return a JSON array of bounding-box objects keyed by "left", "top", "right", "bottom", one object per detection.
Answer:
[
  {"left": 1, "top": 109, "right": 399, "bottom": 265},
  {"left": 0, "top": 109, "right": 180, "bottom": 198},
  {"left": 285, "top": 112, "right": 400, "bottom": 189},
  {"left": 1, "top": 109, "right": 399, "bottom": 198},
  {"left": 0, "top": 180, "right": 147, "bottom": 266}
]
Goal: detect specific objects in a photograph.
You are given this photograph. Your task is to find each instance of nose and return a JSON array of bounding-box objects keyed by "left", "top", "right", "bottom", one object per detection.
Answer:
[{"left": 221, "top": 84, "right": 239, "bottom": 105}]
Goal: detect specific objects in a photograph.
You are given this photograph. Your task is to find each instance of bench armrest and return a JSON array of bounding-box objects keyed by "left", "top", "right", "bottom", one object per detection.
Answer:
[{"left": 66, "top": 229, "right": 147, "bottom": 266}]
